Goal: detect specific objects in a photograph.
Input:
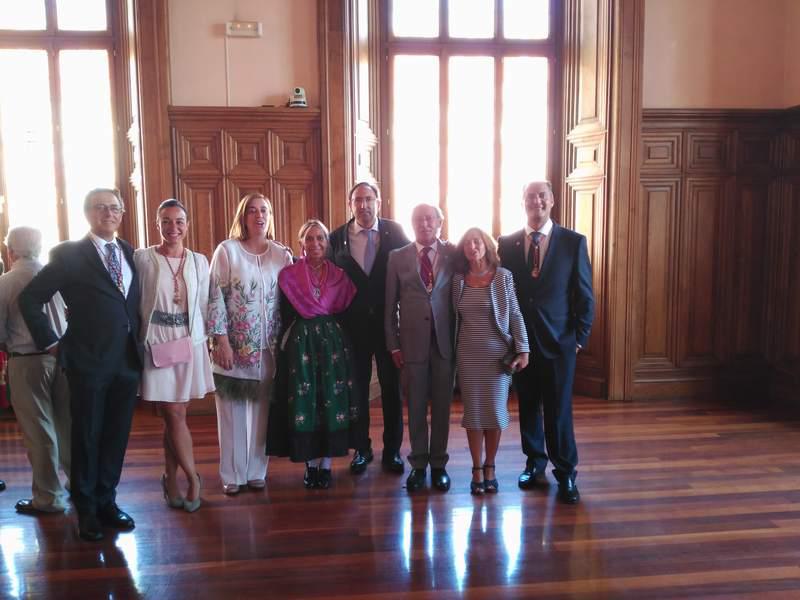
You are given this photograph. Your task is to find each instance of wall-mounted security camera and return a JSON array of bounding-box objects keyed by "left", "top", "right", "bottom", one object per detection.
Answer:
[{"left": 288, "top": 87, "right": 308, "bottom": 108}]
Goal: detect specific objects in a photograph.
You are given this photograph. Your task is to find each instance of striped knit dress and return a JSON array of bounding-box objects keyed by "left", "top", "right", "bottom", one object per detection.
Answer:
[{"left": 456, "top": 284, "right": 512, "bottom": 430}]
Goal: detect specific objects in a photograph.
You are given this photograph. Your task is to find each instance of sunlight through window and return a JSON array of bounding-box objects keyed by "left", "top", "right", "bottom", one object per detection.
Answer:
[
  {"left": 0, "top": 3, "right": 46, "bottom": 30},
  {"left": 56, "top": 0, "right": 107, "bottom": 31},
  {"left": 503, "top": 0, "right": 549, "bottom": 39},
  {"left": 392, "top": 0, "right": 438, "bottom": 38},
  {"left": 392, "top": 55, "right": 439, "bottom": 236},
  {"left": 501, "top": 57, "right": 548, "bottom": 234},
  {"left": 449, "top": 0, "right": 494, "bottom": 39},
  {"left": 447, "top": 56, "right": 494, "bottom": 241},
  {"left": 59, "top": 49, "right": 117, "bottom": 239},
  {"left": 0, "top": 50, "right": 61, "bottom": 257}
]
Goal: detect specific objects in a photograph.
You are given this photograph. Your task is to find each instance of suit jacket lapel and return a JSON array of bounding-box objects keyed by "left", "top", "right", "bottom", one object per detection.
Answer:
[
  {"left": 80, "top": 236, "right": 116, "bottom": 286},
  {"left": 538, "top": 223, "right": 560, "bottom": 280}
]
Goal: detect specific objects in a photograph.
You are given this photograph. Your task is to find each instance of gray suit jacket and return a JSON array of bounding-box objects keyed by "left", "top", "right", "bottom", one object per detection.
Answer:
[{"left": 384, "top": 241, "right": 455, "bottom": 361}]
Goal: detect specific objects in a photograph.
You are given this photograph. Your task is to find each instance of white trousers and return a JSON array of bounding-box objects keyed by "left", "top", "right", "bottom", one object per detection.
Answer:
[
  {"left": 8, "top": 354, "right": 71, "bottom": 511},
  {"left": 215, "top": 354, "right": 273, "bottom": 486}
]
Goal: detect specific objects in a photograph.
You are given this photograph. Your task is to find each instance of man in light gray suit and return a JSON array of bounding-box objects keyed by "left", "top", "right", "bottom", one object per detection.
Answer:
[{"left": 385, "top": 204, "right": 455, "bottom": 492}]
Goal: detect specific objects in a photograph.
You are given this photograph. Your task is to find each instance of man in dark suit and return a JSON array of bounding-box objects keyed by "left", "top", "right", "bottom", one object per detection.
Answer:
[
  {"left": 329, "top": 182, "right": 410, "bottom": 475},
  {"left": 498, "top": 181, "right": 594, "bottom": 504},
  {"left": 20, "top": 187, "right": 143, "bottom": 540}
]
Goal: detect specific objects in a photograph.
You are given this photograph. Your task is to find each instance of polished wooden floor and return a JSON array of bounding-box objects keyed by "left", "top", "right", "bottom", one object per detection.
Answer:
[{"left": 2, "top": 395, "right": 800, "bottom": 599}]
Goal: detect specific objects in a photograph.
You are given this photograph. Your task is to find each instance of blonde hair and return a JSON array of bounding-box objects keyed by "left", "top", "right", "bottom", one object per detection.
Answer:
[
  {"left": 298, "top": 219, "right": 329, "bottom": 243},
  {"left": 229, "top": 192, "right": 275, "bottom": 241}
]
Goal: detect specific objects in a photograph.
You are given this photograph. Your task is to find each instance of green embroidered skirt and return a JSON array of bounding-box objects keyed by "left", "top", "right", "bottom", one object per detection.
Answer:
[{"left": 266, "top": 315, "right": 358, "bottom": 462}]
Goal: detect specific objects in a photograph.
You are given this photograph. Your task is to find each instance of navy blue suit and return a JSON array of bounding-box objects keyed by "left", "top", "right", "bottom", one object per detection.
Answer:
[
  {"left": 498, "top": 224, "right": 594, "bottom": 482},
  {"left": 328, "top": 218, "right": 410, "bottom": 456},
  {"left": 19, "top": 236, "right": 143, "bottom": 515}
]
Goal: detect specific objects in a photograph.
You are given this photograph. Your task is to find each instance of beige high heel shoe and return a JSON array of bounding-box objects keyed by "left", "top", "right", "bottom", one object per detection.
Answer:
[
  {"left": 161, "top": 474, "right": 184, "bottom": 509},
  {"left": 183, "top": 474, "right": 202, "bottom": 513}
]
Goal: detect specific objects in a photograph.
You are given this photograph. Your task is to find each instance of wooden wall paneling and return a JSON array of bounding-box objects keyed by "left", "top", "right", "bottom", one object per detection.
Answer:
[
  {"left": 178, "top": 178, "right": 224, "bottom": 259},
  {"left": 685, "top": 131, "right": 731, "bottom": 173},
  {"left": 134, "top": 0, "right": 173, "bottom": 246},
  {"left": 169, "top": 106, "right": 322, "bottom": 260},
  {"left": 272, "top": 179, "right": 318, "bottom": 256},
  {"left": 677, "top": 178, "right": 722, "bottom": 368},
  {"left": 633, "top": 178, "right": 679, "bottom": 376},
  {"left": 318, "top": 0, "right": 350, "bottom": 228},
  {"left": 641, "top": 132, "right": 681, "bottom": 172}
]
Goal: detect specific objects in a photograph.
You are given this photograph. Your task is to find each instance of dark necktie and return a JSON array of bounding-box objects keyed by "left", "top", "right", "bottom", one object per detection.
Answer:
[
  {"left": 527, "top": 232, "right": 543, "bottom": 277},
  {"left": 420, "top": 246, "right": 434, "bottom": 292},
  {"left": 105, "top": 242, "right": 125, "bottom": 294},
  {"left": 363, "top": 229, "right": 376, "bottom": 274}
]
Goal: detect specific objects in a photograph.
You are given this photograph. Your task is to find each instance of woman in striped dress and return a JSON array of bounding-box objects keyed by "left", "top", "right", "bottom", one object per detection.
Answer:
[{"left": 452, "top": 228, "right": 529, "bottom": 494}]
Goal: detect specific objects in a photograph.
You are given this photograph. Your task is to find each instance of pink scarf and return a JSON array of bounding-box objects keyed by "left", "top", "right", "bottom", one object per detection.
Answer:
[{"left": 278, "top": 258, "right": 356, "bottom": 319}]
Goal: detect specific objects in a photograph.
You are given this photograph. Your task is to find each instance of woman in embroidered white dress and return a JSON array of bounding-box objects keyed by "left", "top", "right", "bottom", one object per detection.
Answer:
[
  {"left": 135, "top": 199, "right": 215, "bottom": 512},
  {"left": 208, "top": 193, "right": 292, "bottom": 495}
]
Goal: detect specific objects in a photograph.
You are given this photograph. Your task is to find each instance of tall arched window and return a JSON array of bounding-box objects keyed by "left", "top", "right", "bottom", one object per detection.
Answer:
[
  {"left": 0, "top": 0, "right": 138, "bottom": 257},
  {"left": 385, "top": 0, "right": 560, "bottom": 240}
]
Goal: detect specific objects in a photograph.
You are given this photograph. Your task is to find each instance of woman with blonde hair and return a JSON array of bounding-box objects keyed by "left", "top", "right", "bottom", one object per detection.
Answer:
[
  {"left": 135, "top": 199, "right": 214, "bottom": 512},
  {"left": 208, "top": 192, "right": 292, "bottom": 495},
  {"left": 267, "top": 220, "right": 358, "bottom": 489},
  {"left": 452, "top": 227, "right": 529, "bottom": 494}
]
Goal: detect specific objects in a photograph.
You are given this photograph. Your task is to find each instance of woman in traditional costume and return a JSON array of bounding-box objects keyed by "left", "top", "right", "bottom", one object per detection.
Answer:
[{"left": 267, "top": 220, "right": 358, "bottom": 489}]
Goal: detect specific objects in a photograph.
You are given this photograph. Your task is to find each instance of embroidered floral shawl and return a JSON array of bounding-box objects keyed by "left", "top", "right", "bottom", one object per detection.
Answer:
[{"left": 278, "top": 258, "right": 356, "bottom": 319}]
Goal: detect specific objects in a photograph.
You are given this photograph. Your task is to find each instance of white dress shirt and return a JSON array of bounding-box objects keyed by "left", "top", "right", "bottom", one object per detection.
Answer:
[
  {"left": 88, "top": 232, "right": 133, "bottom": 297},
  {"left": 524, "top": 218, "right": 554, "bottom": 267}
]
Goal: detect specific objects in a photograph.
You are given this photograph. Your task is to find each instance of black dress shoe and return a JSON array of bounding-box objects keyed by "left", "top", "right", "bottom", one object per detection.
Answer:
[
  {"left": 557, "top": 479, "right": 580, "bottom": 504},
  {"left": 97, "top": 504, "right": 135, "bottom": 530},
  {"left": 518, "top": 467, "right": 549, "bottom": 490},
  {"left": 0, "top": 480, "right": 5, "bottom": 491},
  {"left": 431, "top": 468, "right": 451, "bottom": 492},
  {"left": 381, "top": 452, "right": 405, "bottom": 474},
  {"left": 350, "top": 448, "right": 373, "bottom": 474},
  {"left": 406, "top": 468, "right": 426, "bottom": 492},
  {"left": 78, "top": 514, "right": 104, "bottom": 542},
  {"left": 304, "top": 465, "right": 319, "bottom": 489},
  {"left": 317, "top": 469, "right": 332, "bottom": 489},
  {"left": 15, "top": 499, "right": 57, "bottom": 515}
]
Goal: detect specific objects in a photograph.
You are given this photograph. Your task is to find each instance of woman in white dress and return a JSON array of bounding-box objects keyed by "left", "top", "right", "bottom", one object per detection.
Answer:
[
  {"left": 135, "top": 199, "right": 215, "bottom": 512},
  {"left": 208, "top": 193, "right": 292, "bottom": 495}
]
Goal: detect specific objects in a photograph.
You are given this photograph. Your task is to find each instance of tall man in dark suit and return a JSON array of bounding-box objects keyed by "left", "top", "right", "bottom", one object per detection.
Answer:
[
  {"left": 329, "top": 182, "right": 410, "bottom": 474},
  {"left": 498, "top": 181, "right": 594, "bottom": 504},
  {"left": 20, "top": 188, "right": 143, "bottom": 540}
]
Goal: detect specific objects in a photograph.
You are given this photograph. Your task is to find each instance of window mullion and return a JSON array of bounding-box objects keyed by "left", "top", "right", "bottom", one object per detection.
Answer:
[
  {"left": 47, "top": 47, "right": 69, "bottom": 242},
  {"left": 439, "top": 49, "right": 448, "bottom": 240},
  {"left": 45, "top": 0, "right": 57, "bottom": 33},
  {"left": 492, "top": 53, "right": 502, "bottom": 239}
]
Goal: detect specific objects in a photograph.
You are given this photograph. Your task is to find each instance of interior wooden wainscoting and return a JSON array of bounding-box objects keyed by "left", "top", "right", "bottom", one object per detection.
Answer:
[
  {"left": 2, "top": 395, "right": 800, "bottom": 598},
  {"left": 632, "top": 108, "right": 800, "bottom": 404},
  {"left": 167, "top": 106, "right": 323, "bottom": 260}
]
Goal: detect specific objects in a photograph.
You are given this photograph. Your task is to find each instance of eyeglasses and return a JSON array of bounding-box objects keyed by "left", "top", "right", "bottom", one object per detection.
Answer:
[{"left": 92, "top": 204, "right": 124, "bottom": 215}]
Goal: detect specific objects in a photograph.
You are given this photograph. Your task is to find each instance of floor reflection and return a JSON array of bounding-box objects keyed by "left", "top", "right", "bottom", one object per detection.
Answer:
[{"left": 0, "top": 525, "right": 27, "bottom": 598}]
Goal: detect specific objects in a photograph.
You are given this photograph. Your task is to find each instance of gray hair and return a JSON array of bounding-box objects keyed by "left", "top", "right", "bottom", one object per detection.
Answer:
[
  {"left": 411, "top": 203, "right": 444, "bottom": 221},
  {"left": 5, "top": 226, "right": 42, "bottom": 260},
  {"left": 84, "top": 187, "right": 125, "bottom": 213},
  {"left": 522, "top": 180, "right": 554, "bottom": 196}
]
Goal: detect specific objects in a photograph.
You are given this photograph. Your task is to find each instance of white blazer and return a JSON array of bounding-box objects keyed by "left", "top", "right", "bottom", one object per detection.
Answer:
[{"left": 134, "top": 246, "right": 210, "bottom": 347}]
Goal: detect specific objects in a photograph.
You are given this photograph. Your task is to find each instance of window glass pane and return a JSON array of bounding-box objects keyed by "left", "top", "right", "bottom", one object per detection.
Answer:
[
  {"left": 392, "top": 55, "right": 439, "bottom": 237},
  {"left": 57, "top": 0, "right": 107, "bottom": 31},
  {"left": 500, "top": 57, "right": 548, "bottom": 234},
  {"left": 447, "top": 56, "right": 493, "bottom": 242},
  {"left": 0, "top": 2, "right": 46, "bottom": 30},
  {"left": 0, "top": 50, "right": 60, "bottom": 257},
  {"left": 392, "top": 0, "right": 438, "bottom": 38},
  {"left": 59, "top": 50, "right": 117, "bottom": 239},
  {"left": 503, "top": 0, "right": 549, "bottom": 40},
  {"left": 449, "top": 0, "right": 494, "bottom": 39}
]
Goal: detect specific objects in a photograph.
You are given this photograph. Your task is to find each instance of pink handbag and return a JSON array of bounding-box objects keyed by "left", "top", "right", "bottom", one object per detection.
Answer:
[{"left": 150, "top": 336, "right": 192, "bottom": 368}]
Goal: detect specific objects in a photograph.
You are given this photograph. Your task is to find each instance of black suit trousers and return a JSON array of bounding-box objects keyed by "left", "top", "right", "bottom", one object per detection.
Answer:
[
  {"left": 67, "top": 337, "right": 141, "bottom": 515},
  {"left": 514, "top": 349, "right": 578, "bottom": 482},
  {"left": 349, "top": 317, "right": 403, "bottom": 456}
]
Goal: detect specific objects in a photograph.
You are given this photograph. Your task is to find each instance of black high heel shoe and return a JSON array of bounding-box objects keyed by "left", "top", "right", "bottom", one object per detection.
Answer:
[
  {"left": 483, "top": 464, "right": 498, "bottom": 493},
  {"left": 317, "top": 469, "right": 332, "bottom": 489},
  {"left": 470, "top": 466, "right": 485, "bottom": 495}
]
